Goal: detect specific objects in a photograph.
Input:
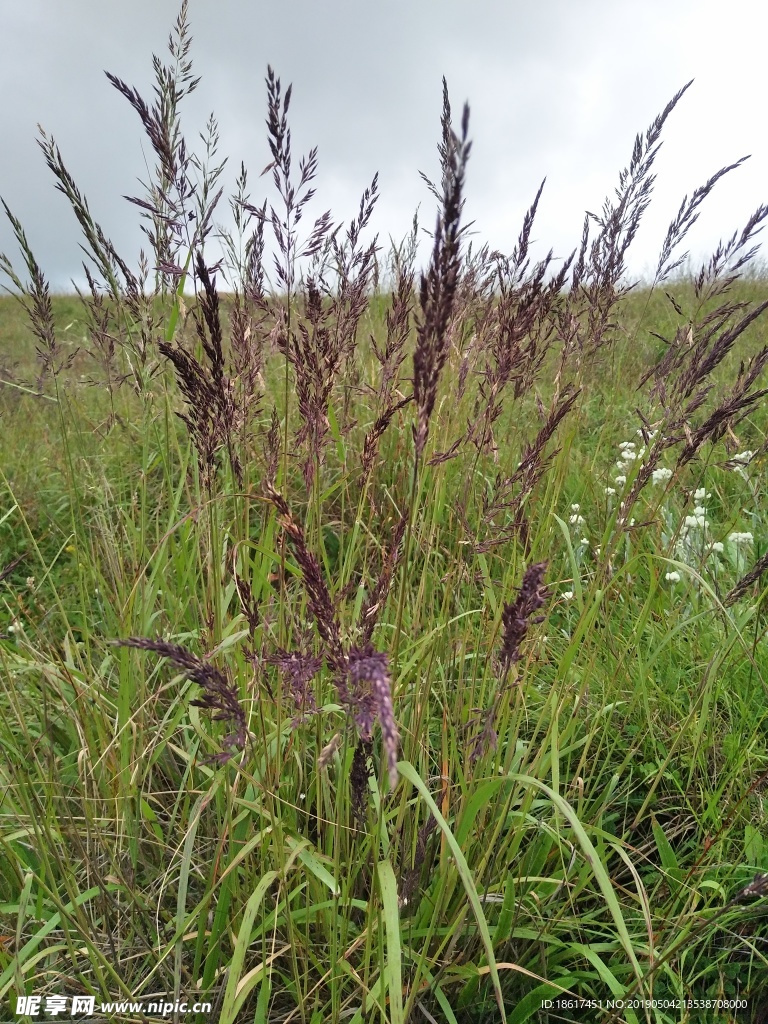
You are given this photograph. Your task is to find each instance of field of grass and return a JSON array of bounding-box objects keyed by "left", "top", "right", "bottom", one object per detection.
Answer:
[{"left": 2, "top": 6, "right": 768, "bottom": 1024}]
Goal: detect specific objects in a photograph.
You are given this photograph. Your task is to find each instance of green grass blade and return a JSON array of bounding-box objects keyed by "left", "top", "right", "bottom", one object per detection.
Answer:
[
  {"left": 377, "top": 858, "right": 404, "bottom": 1024},
  {"left": 219, "top": 871, "right": 280, "bottom": 1024},
  {"left": 398, "top": 761, "right": 507, "bottom": 1024}
]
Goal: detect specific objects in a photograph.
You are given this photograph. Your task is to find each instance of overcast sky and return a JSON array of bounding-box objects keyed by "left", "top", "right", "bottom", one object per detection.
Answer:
[{"left": 2, "top": 0, "right": 767, "bottom": 293}]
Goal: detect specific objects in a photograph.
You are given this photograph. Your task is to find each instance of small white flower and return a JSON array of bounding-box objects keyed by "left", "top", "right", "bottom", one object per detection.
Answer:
[
  {"left": 615, "top": 475, "right": 627, "bottom": 486},
  {"left": 665, "top": 571, "right": 681, "bottom": 582},
  {"left": 693, "top": 505, "right": 707, "bottom": 516},
  {"left": 569, "top": 514, "right": 585, "bottom": 526},
  {"left": 711, "top": 542, "right": 724, "bottom": 553},
  {"left": 605, "top": 486, "right": 616, "bottom": 496},
  {"left": 732, "top": 450, "right": 754, "bottom": 465},
  {"left": 728, "top": 531, "right": 754, "bottom": 546},
  {"left": 694, "top": 488, "right": 710, "bottom": 501},
  {"left": 619, "top": 441, "right": 636, "bottom": 450},
  {"left": 562, "top": 591, "right": 574, "bottom": 601},
  {"left": 652, "top": 468, "right": 673, "bottom": 485},
  {"left": 579, "top": 537, "right": 589, "bottom": 547},
  {"left": 684, "top": 515, "right": 707, "bottom": 530},
  {"left": 571, "top": 503, "right": 580, "bottom": 512}
]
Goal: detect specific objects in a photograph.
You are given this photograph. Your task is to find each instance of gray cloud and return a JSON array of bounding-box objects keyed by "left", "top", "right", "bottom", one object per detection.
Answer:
[{"left": 2, "top": 0, "right": 766, "bottom": 291}]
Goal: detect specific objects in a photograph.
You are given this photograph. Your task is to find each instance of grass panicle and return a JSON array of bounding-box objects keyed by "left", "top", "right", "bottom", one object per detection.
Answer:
[
  {"left": 115, "top": 637, "right": 248, "bottom": 762},
  {"left": 413, "top": 79, "right": 471, "bottom": 460}
]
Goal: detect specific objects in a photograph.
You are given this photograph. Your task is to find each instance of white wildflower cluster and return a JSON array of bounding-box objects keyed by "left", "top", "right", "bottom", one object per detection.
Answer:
[
  {"left": 660, "top": 485, "right": 720, "bottom": 580},
  {"left": 607, "top": 430, "right": 657, "bottom": 496},
  {"left": 660, "top": 484, "right": 759, "bottom": 583},
  {"left": 615, "top": 440, "right": 643, "bottom": 473},
  {"left": 593, "top": 425, "right": 761, "bottom": 600},
  {"left": 728, "top": 531, "right": 754, "bottom": 546},
  {"left": 563, "top": 502, "right": 590, "bottom": 563},
  {"left": 726, "top": 530, "right": 754, "bottom": 574},
  {"left": 680, "top": 489, "right": 710, "bottom": 551},
  {"left": 568, "top": 502, "right": 585, "bottom": 528},
  {"left": 730, "top": 450, "right": 755, "bottom": 484}
]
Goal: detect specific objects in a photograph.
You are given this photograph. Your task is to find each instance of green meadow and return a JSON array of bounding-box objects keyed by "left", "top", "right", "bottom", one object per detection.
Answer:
[{"left": 1, "top": 6, "right": 768, "bottom": 1023}]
